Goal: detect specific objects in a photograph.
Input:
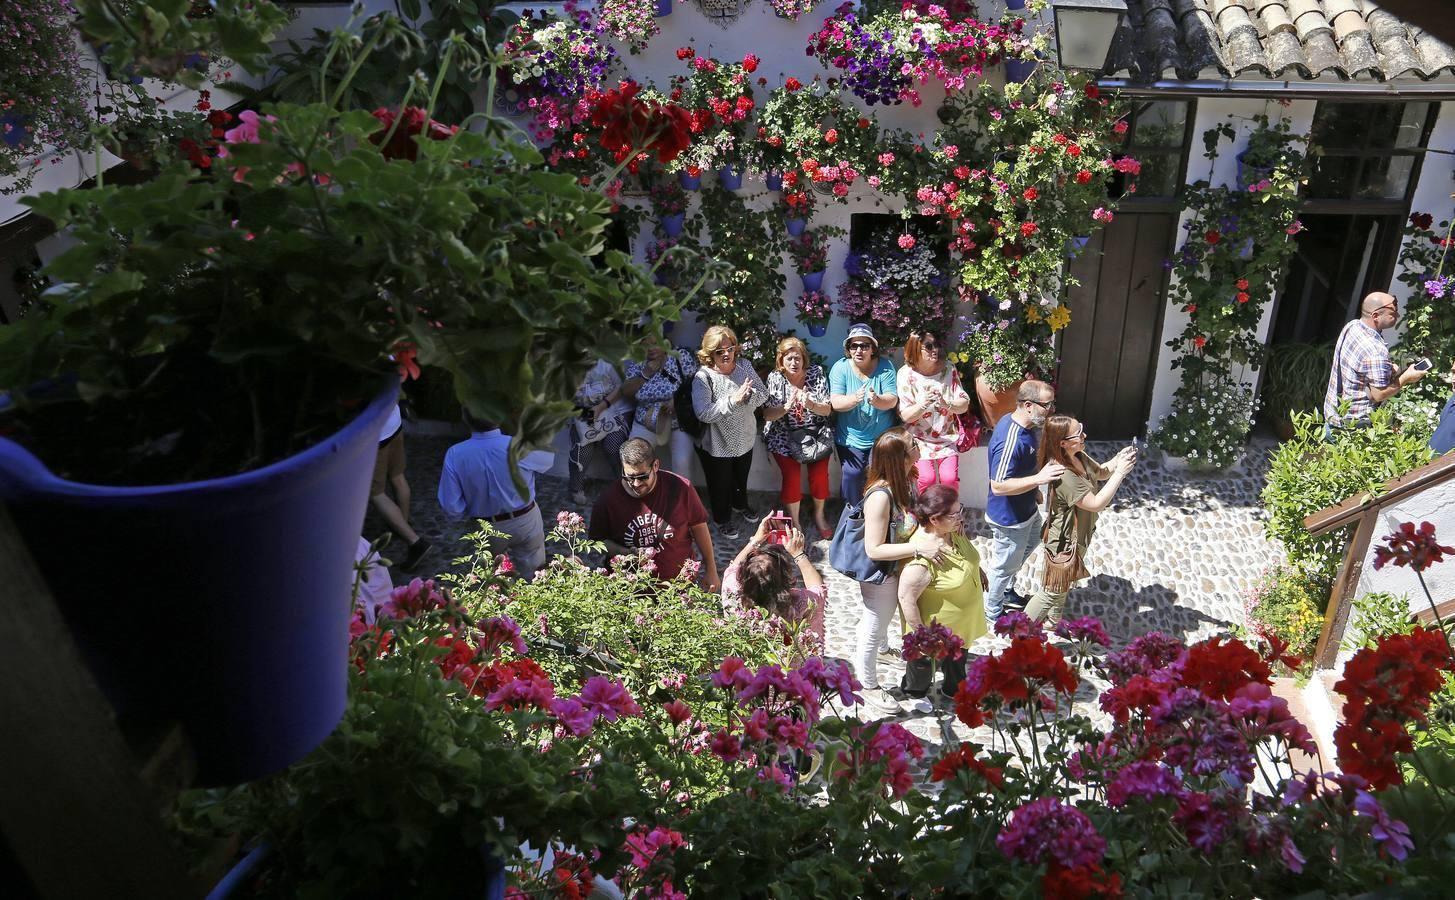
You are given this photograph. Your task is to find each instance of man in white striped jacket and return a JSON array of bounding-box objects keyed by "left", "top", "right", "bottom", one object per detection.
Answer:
[{"left": 984, "top": 380, "right": 1065, "bottom": 626}]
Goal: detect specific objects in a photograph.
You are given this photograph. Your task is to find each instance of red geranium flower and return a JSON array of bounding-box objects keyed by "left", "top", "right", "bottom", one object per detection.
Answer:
[
  {"left": 785, "top": 77, "right": 802, "bottom": 92},
  {"left": 1204, "top": 230, "right": 1221, "bottom": 244},
  {"left": 929, "top": 744, "right": 1004, "bottom": 786},
  {"left": 1410, "top": 211, "right": 1434, "bottom": 230},
  {"left": 1179, "top": 637, "right": 1271, "bottom": 701},
  {"left": 590, "top": 82, "right": 694, "bottom": 165},
  {"left": 370, "top": 106, "right": 458, "bottom": 161},
  {"left": 393, "top": 343, "right": 422, "bottom": 381},
  {"left": 1023, "top": 187, "right": 1038, "bottom": 201},
  {"left": 1236, "top": 292, "right": 1250, "bottom": 304},
  {"left": 742, "top": 53, "right": 759, "bottom": 72},
  {"left": 1236, "top": 278, "right": 1249, "bottom": 290},
  {"left": 824, "top": 128, "right": 839, "bottom": 144},
  {"left": 1043, "top": 862, "right": 1122, "bottom": 900},
  {"left": 1335, "top": 627, "right": 1454, "bottom": 789},
  {"left": 676, "top": 46, "right": 693, "bottom": 60},
  {"left": 1075, "top": 170, "right": 1092, "bottom": 184},
  {"left": 1192, "top": 335, "right": 1207, "bottom": 349},
  {"left": 1373, "top": 521, "right": 1455, "bottom": 572}
]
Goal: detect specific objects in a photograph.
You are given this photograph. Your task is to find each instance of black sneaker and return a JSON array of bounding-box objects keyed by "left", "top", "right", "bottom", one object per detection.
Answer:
[
  {"left": 734, "top": 505, "right": 758, "bottom": 523},
  {"left": 400, "top": 538, "right": 431, "bottom": 572},
  {"left": 1003, "top": 589, "right": 1030, "bottom": 612},
  {"left": 718, "top": 521, "right": 742, "bottom": 540}
]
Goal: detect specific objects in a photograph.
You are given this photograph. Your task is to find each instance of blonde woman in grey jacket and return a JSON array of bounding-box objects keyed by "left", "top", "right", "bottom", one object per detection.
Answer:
[{"left": 692, "top": 325, "right": 775, "bottom": 540}]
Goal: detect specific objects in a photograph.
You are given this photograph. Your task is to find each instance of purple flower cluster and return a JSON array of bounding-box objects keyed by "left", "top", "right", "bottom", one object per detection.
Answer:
[
  {"left": 807, "top": 9, "right": 921, "bottom": 106},
  {"left": 1054, "top": 616, "right": 1112, "bottom": 646},
  {"left": 901, "top": 621, "right": 966, "bottom": 662},
  {"left": 1104, "top": 630, "right": 1185, "bottom": 683},
  {"left": 1424, "top": 274, "right": 1450, "bottom": 299},
  {"left": 1, "top": 0, "right": 90, "bottom": 189},
  {"left": 996, "top": 797, "right": 1106, "bottom": 869}
]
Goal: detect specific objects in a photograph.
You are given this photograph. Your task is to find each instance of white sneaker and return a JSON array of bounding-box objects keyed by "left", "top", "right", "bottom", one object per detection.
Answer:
[
  {"left": 908, "top": 698, "right": 934, "bottom": 715},
  {"left": 570, "top": 490, "right": 588, "bottom": 506},
  {"left": 857, "top": 688, "right": 903, "bottom": 719}
]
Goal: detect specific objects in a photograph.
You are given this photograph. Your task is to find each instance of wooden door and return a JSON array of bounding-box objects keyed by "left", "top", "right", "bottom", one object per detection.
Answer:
[{"left": 1056, "top": 213, "right": 1176, "bottom": 439}]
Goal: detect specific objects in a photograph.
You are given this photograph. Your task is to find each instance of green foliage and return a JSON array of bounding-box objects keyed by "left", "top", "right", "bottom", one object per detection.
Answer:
[
  {"left": 76, "top": 0, "right": 290, "bottom": 86},
  {"left": 694, "top": 186, "right": 790, "bottom": 371},
  {"left": 1245, "top": 564, "right": 1328, "bottom": 667},
  {"left": 1262, "top": 407, "right": 1434, "bottom": 582},
  {"left": 1345, "top": 590, "right": 1415, "bottom": 652},
  {"left": 1262, "top": 341, "right": 1334, "bottom": 428},
  {"left": 448, "top": 526, "right": 785, "bottom": 716},
  {"left": 1395, "top": 212, "right": 1455, "bottom": 372}
]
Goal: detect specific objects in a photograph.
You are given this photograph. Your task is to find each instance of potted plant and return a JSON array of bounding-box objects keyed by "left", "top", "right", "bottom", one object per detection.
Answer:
[
  {"left": 666, "top": 52, "right": 758, "bottom": 189},
  {"left": 837, "top": 223, "right": 951, "bottom": 352},
  {"left": 1262, "top": 341, "right": 1334, "bottom": 440},
  {"left": 795, "top": 289, "right": 833, "bottom": 337},
  {"left": 953, "top": 300, "right": 1060, "bottom": 427},
  {"left": 0, "top": 16, "right": 678, "bottom": 784},
  {"left": 648, "top": 178, "right": 688, "bottom": 238},
  {"left": 1, "top": 0, "right": 92, "bottom": 195},
  {"left": 779, "top": 180, "right": 816, "bottom": 235},
  {"left": 597, "top": 0, "right": 661, "bottom": 55},
  {"left": 1151, "top": 374, "right": 1260, "bottom": 474},
  {"left": 786, "top": 224, "right": 842, "bottom": 291}
]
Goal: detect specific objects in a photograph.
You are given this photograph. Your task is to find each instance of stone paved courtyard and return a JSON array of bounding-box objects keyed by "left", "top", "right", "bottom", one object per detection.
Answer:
[{"left": 370, "top": 431, "right": 1283, "bottom": 757}]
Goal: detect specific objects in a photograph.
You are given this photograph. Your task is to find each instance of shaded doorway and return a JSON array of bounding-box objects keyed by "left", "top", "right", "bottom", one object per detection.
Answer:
[{"left": 1057, "top": 212, "right": 1178, "bottom": 439}]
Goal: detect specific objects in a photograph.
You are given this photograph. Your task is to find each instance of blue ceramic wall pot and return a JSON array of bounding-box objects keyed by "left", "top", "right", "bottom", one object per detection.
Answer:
[
  {"left": 800, "top": 270, "right": 825, "bottom": 292},
  {"left": 785, "top": 217, "right": 807, "bottom": 237},
  {"left": 717, "top": 166, "right": 743, "bottom": 191},
  {"left": 0, "top": 381, "right": 399, "bottom": 785},
  {"left": 661, "top": 212, "right": 685, "bottom": 237},
  {"left": 679, "top": 172, "right": 701, "bottom": 191}
]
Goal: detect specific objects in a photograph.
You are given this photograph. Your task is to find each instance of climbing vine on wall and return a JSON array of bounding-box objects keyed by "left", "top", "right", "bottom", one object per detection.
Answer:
[{"left": 1152, "top": 115, "right": 1308, "bottom": 468}]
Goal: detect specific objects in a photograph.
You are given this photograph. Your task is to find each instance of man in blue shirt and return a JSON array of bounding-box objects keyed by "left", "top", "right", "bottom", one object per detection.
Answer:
[
  {"left": 985, "top": 380, "right": 1064, "bottom": 624},
  {"left": 438, "top": 413, "right": 556, "bottom": 580}
]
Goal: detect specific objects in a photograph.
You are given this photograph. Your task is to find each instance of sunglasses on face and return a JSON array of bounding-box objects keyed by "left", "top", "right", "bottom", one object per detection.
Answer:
[
  {"left": 1063, "top": 430, "right": 1086, "bottom": 442},
  {"left": 1027, "top": 398, "right": 1055, "bottom": 411},
  {"left": 621, "top": 470, "right": 653, "bottom": 484},
  {"left": 848, "top": 342, "right": 874, "bottom": 351},
  {"left": 921, "top": 344, "right": 942, "bottom": 354}
]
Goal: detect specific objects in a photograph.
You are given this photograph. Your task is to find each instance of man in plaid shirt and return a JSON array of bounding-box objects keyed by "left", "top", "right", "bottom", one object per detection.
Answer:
[{"left": 1323, "top": 291, "right": 1427, "bottom": 434}]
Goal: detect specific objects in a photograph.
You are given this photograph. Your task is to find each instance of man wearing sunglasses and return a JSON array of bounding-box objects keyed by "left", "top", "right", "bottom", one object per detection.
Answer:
[
  {"left": 1323, "top": 291, "right": 1427, "bottom": 437},
  {"left": 589, "top": 438, "right": 720, "bottom": 591},
  {"left": 984, "top": 379, "right": 1065, "bottom": 625}
]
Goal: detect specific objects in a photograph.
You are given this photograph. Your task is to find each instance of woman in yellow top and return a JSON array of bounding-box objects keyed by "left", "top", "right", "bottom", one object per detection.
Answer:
[{"left": 896, "top": 483, "right": 988, "bottom": 699}]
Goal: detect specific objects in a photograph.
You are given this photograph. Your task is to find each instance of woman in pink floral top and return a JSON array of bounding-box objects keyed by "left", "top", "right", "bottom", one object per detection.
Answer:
[
  {"left": 720, "top": 513, "right": 827, "bottom": 659},
  {"left": 896, "top": 329, "right": 972, "bottom": 492}
]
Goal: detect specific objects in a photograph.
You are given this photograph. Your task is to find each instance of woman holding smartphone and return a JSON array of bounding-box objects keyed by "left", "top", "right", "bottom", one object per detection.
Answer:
[
  {"left": 721, "top": 512, "right": 826, "bottom": 659},
  {"left": 693, "top": 325, "right": 771, "bottom": 540}
]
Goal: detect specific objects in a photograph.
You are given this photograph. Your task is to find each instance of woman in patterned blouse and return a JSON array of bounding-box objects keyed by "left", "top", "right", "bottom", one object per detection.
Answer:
[
  {"left": 897, "top": 329, "right": 972, "bottom": 493},
  {"left": 762, "top": 337, "right": 835, "bottom": 539},
  {"left": 622, "top": 343, "right": 698, "bottom": 479}
]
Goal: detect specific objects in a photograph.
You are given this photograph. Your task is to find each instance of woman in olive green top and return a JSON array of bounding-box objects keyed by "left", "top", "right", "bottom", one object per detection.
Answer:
[{"left": 1025, "top": 415, "right": 1137, "bottom": 625}]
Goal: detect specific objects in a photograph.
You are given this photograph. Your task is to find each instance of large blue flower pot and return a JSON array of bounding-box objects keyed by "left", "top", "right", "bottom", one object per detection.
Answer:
[
  {"left": 808, "top": 322, "right": 828, "bottom": 338},
  {"left": 661, "top": 212, "right": 685, "bottom": 237},
  {"left": 786, "top": 217, "right": 807, "bottom": 237},
  {"left": 655, "top": 0, "right": 673, "bottom": 15},
  {"left": 0, "top": 380, "right": 399, "bottom": 785},
  {"left": 765, "top": 172, "right": 783, "bottom": 192},
  {"left": 680, "top": 172, "right": 701, "bottom": 191},
  {"left": 718, "top": 166, "right": 743, "bottom": 191},
  {"left": 1005, "top": 59, "right": 1036, "bottom": 83},
  {"left": 1005, "top": 0, "right": 1027, "bottom": 8},
  {"left": 801, "top": 270, "right": 825, "bottom": 292}
]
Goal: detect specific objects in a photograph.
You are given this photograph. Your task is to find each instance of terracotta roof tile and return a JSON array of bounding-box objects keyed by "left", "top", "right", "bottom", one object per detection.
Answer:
[{"left": 1108, "top": 0, "right": 1455, "bottom": 80}]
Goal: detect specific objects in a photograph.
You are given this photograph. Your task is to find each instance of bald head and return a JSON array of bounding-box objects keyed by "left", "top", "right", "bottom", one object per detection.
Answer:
[
  {"left": 1361, "top": 292, "right": 1395, "bottom": 316},
  {"left": 1360, "top": 292, "right": 1400, "bottom": 330}
]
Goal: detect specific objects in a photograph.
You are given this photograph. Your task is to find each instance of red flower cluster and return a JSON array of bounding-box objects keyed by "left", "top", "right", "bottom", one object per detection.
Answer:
[
  {"left": 1179, "top": 636, "right": 1272, "bottom": 701},
  {"left": 589, "top": 81, "right": 694, "bottom": 165},
  {"left": 929, "top": 743, "right": 1004, "bottom": 787},
  {"left": 369, "top": 106, "right": 458, "bottom": 161},
  {"left": 1042, "top": 862, "right": 1123, "bottom": 900},
  {"left": 1410, "top": 211, "right": 1434, "bottom": 230},
  {"left": 1373, "top": 521, "right": 1455, "bottom": 573},
  {"left": 1335, "top": 627, "right": 1454, "bottom": 789},
  {"left": 954, "top": 636, "right": 1078, "bottom": 728}
]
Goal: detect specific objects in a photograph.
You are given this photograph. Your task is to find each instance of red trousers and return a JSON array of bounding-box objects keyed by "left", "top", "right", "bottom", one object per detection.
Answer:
[{"left": 773, "top": 453, "right": 830, "bottom": 504}]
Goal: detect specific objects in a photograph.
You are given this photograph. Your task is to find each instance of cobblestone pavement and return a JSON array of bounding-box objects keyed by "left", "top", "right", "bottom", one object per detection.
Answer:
[{"left": 370, "top": 433, "right": 1282, "bottom": 759}]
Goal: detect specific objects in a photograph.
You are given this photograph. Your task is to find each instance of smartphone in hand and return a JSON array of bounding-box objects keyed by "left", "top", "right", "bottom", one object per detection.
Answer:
[
  {"left": 766, "top": 514, "right": 794, "bottom": 545},
  {"left": 1414, "top": 357, "right": 1433, "bottom": 372}
]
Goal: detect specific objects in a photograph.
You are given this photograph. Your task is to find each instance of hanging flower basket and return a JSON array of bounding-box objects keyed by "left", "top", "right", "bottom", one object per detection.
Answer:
[{"left": 680, "top": 171, "right": 702, "bottom": 191}]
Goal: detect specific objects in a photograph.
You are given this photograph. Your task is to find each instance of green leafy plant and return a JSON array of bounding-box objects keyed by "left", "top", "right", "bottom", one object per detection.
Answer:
[
  {"left": 1345, "top": 590, "right": 1414, "bottom": 652},
  {"left": 1262, "top": 341, "right": 1334, "bottom": 437},
  {"left": 1262, "top": 407, "right": 1434, "bottom": 582},
  {"left": 693, "top": 186, "right": 789, "bottom": 370},
  {"left": 0, "top": 23, "right": 679, "bottom": 485}
]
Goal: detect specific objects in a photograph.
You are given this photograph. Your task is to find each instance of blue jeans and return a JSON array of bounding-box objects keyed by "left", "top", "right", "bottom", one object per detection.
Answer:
[
  {"left": 984, "top": 513, "right": 1042, "bottom": 622},
  {"left": 837, "top": 444, "right": 872, "bottom": 506}
]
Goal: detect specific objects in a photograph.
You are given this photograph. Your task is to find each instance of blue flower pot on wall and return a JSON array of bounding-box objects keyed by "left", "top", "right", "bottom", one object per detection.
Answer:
[
  {"left": 0, "top": 381, "right": 399, "bottom": 785},
  {"left": 785, "top": 217, "right": 807, "bottom": 237},
  {"left": 1065, "top": 235, "right": 1091, "bottom": 257},
  {"left": 655, "top": 0, "right": 673, "bottom": 15},
  {"left": 1005, "top": 59, "right": 1037, "bottom": 83},
  {"left": 808, "top": 322, "right": 828, "bottom": 338},
  {"left": 680, "top": 172, "right": 701, "bottom": 191},
  {"left": 801, "top": 270, "right": 825, "bottom": 292},
  {"left": 1, "top": 112, "right": 33, "bottom": 149},
  {"left": 661, "top": 212, "right": 685, "bottom": 237},
  {"left": 765, "top": 171, "right": 783, "bottom": 191},
  {"left": 718, "top": 166, "right": 743, "bottom": 191},
  {"left": 1006, "top": 0, "right": 1027, "bottom": 8}
]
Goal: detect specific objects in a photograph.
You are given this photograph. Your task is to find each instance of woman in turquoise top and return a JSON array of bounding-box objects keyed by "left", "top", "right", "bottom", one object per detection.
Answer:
[{"left": 829, "top": 323, "right": 899, "bottom": 505}]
